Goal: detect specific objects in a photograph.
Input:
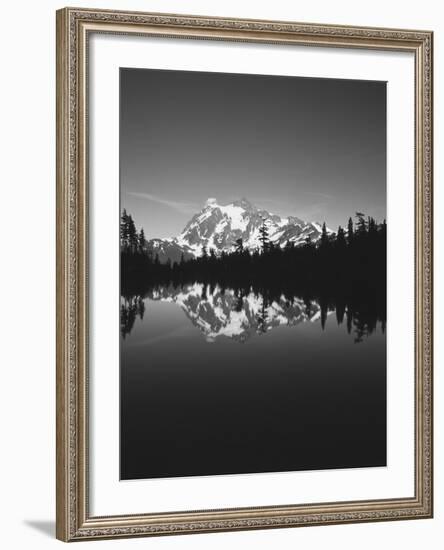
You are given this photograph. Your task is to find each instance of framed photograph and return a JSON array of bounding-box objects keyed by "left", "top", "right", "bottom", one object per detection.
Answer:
[{"left": 56, "top": 7, "right": 433, "bottom": 541}]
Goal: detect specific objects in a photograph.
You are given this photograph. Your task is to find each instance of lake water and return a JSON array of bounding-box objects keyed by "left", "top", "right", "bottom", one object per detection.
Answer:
[{"left": 120, "top": 283, "right": 386, "bottom": 480}]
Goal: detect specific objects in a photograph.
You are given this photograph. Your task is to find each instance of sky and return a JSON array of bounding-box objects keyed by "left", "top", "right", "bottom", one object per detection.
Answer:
[{"left": 120, "top": 68, "right": 386, "bottom": 238}]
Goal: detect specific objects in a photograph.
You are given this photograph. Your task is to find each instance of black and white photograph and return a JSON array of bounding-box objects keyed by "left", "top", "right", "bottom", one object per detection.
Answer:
[
  {"left": 119, "top": 68, "right": 387, "bottom": 480},
  {"left": 1, "top": 0, "right": 439, "bottom": 545}
]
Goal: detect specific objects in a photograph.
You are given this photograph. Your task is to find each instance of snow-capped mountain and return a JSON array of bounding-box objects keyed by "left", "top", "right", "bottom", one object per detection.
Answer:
[
  {"left": 146, "top": 197, "right": 330, "bottom": 262},
  {"left": 145, "top": 283, "right": 323, "bottom": 343}
]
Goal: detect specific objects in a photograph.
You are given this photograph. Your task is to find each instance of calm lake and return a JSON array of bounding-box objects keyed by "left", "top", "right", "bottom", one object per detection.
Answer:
[{"left": 120, "top": 283, "right": 386, "bottom": 480}]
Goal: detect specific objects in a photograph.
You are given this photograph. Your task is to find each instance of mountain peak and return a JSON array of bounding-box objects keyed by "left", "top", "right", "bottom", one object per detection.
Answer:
[
  {"left": 231, "top": 197, "right": 256, "bottom": 211},
  {"left": 205, "top": 197, "right": 255, "bottom": 211},
  {"left": 147, "top": 198, "right": 330, "bottom": 262},
  {"left": 205, "top": 197, "right": 218, "bottom": 208}
]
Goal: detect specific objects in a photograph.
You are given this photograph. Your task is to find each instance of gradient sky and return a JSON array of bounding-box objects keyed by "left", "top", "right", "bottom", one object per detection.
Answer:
[{"left": 120, "top": 68, "right": 386, "bottom": 238}]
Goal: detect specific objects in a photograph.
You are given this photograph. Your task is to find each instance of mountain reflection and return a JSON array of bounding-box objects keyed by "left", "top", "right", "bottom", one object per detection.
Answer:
[{"left": 121, "top": 283, "right": 385, "bottom": 343}]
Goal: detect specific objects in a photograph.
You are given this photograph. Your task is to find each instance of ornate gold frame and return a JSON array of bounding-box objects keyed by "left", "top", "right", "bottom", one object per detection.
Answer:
[{"left": 56, "top": 7, "right": 433, "bottom": 542}]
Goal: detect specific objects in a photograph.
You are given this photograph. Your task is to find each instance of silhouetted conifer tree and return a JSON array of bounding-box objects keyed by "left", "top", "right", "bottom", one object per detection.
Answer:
[
  {"left": 258, "top": 219, "right": 269, "bottom": 253},
  {"left": 355, "top": 212, "right": 367, "bottom": 236},
  {"left": 138, "top": 228, "right": 145, "bottom": 253},
  {"left": 368, "top": 216, "right": 377, "bottom": 235},
  {"left": 336, "top": 226, "right": 346, "bottom": 248},
  {"left": 320, "top": 222, "right": 329, "bottom": 247},
  {"left": 127, "top": 214, "right": 138, "bottom": 252},
  {"left": 347, "top": 217, "right": 354, "bottom": 245},
  {"left": 120, "top": 209, "right": 130, "bottom": 249}
]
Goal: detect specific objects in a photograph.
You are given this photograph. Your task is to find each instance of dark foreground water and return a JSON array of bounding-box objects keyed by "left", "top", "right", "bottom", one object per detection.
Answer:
[{"left": 120, "top": 283, "right": 386, "bottom": 480}]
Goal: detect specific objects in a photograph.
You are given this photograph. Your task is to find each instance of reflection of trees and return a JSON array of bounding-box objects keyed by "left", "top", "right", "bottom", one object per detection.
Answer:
[
  {"left": 351, "top": 308, "right": 379, "bottom": 343},
  {"left": 120, "top": 209, "right": 387, "bottom": 343},
  {"left": 234, "top": 288, "right": 244, "bottom": 313},
  {"left": 319, "top": 297, "right": 328, "bottom": 330},
  {"left": 256, "top": 292, "right": 270, "bottom": 335},
  {"left": 201, "top": 284, "right": 208, "bottom": 301},
  {"left": 335, "top": 301, "right": 346, "bottom": 325},
  {"left": 120, "top": 295, "right": 145, "bottom": 338},
  {"left": 119, "top": 281, "right": 386, "bottom": 343}
]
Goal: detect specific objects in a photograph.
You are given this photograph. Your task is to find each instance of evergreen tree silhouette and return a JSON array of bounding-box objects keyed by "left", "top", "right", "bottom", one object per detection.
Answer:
[
  {"left": 258, "top": 218, "right": 270, "bottom": 253},
  {"left": 355, "top": 212, "right": 367, "bottom": 236},
  {"left": 336, "top": 226, "right": 346, "bottom": 248},
  {"left": 127, "top": 214, "right": 138, "bottom": 252},
  {"left": 320, "top": 222, "right": 329, "bottom": 247},
  {"left": 120, "top": 209, "right": 129, "bottom": 249},
  {"left": 138, "top": 228, "right": 145, "bottom": 253},
  {"left": 347, "top": 217, "right": 354, "bottom": 245},
  {"left": 368, "top": 216, "right": 377, "bottom": 235}
]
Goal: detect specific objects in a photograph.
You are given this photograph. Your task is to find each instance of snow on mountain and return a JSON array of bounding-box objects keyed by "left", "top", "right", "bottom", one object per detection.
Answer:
[
  {"left": 146, "top": 238, "right": 195, "bottom": 264},
  {"left": 146, "top": 197, "right": 331, "bottom": 262},
  {"left": 146, "top": 283, "right": 322, "bottom": 343}
]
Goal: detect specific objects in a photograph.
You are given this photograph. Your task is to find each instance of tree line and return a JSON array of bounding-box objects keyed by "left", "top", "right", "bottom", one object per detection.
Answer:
[
  {"left": 120, "top": 210, "right": 146, "bottom": 253},
  {"left": 120, "top": 210, "right": 386, "bottom": 341},
  {"left": 121, "top": 211, "right": 385, "bottom": 292},
  {"left": 120, "top": 282, "right": 384, "bottom": 343}
]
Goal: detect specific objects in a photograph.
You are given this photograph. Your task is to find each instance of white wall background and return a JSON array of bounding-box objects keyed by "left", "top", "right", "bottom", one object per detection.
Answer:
[{"left": 0, "top": 1, "right": 441, "bottom": 548}]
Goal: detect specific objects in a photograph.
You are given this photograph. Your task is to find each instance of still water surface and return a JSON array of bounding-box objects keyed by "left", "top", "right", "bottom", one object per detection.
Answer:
[{"left": 120, "top": 283, "right": 386, "bottom": 480}]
